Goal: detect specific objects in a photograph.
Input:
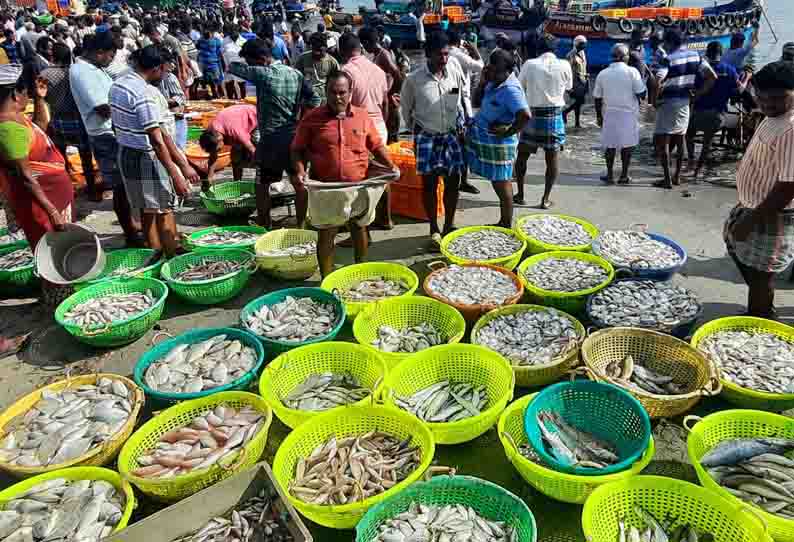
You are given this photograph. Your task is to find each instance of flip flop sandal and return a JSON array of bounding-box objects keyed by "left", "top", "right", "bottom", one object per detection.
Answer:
[{"left": 618, "top": 176, "right": 632, "bottom": 185}]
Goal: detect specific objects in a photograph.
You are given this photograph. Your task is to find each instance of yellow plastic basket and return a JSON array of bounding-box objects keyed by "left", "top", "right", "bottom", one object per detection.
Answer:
[
  {"left": 582, "top": 327, "right": 722, "bottom": 418},
  {"left": 352, "top": 296, "right": 467, "bottom": 369},
  {"left": 254, "top": 229, "right": 319, "bottom": 280},
  {"left": 472, "top": 305, "right": 585, "bottom": 388},
  {"left": 497, "top": 394, "right": 655, "bottom": 504},
  {"left": 517, "top": 251, "right": 614, "bottom": 315},
  {"left": 259, "top": 342, "right": 389, "bottom": 429},
  {"left": 272, "top": 405, "right": 435, "bottom": 529},
  {"left": 440, "top": 226, "right": 527, "bottom": 270},
  {"left": 0, "top": 374, "right": 144, "bottom": 478},
  {"left": 582, "top": 475, "right": 772, "bottom": 542},
  {"left": 0, "top": 467, "right": 135, "bottom": 530},
  {"left": 685, "top": 409, "right": 794, "bottom": 542},
  {"left": 690, "top": 316, "right": 794, "bottom": 411},
  {"left": 378, "top": 344, "right": 515, "bottom": 445},
  {"left": 117, "top": 391, "right": 273, "bottom": 502},
  {"left": 320, "top": 262, "right": 420, "bottom": 320},
  {"left": 514, "top": 214, "right": 599, "bottom": 255}
]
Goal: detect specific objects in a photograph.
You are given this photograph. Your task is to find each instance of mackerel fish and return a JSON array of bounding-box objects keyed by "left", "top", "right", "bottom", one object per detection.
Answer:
[
  {"left": 144, "top": 335, "right": 258, "bottom": 394},
  {"left": 521, "top": 257, "right": 609, "bottom": 292},
  {"left": 474, "top": 308, "right": 580, "bottom": 366},
  {"left": 289, "top": 432, "right": 421, "bottom": 505},
  {"left": 194, "top": 231, "right": 260, "bottom": 246},
  {"left": 0, "top": 229, "right": 25, "bottom": 246},
  {"left": 535, "top": 411, "right": 619, "bottom": 469},
  {"left": 131, "top": 403, "right": 266, "bottom": 479},
  {"left": 373, "top": 502, "right": 518, "bottom": 542},
  {"left": 445, "top": 230, "right": 522, "bottom": 261},
  {"left": 244, "top": 295, "right": 338, "bottom": 342},
  {"left": 256, "top": 242, "right": 316, "bottom": 257},
  {"left": 427, "top": 265, "right": 518, "bottom": 305},
  {"left": 0, "top": 477, "right": 126, "bottom": 542},
  {"left": 605, "top": 355, "right": 687, "bottom": 396},
  {"left": 63, "top": 291, "right": 157, "bottom": 327},
  {"left": 372, "top": 323, "right": 444, "bottom": 354},
  {"left": 170, "top": 487, "right": 294, "bottom": 542},
  {"left": 589, "top": 280, "right": 700, "bottom": 330},
  {"left": 395, "top": 380, "right": 487, "bottom": 423},
  {"left": 615, "top": 507, "right": 715, "bottom": 542},
  {"left": 696, "top": 330, "right": 794, "bottom": 394},
  {"left": 282, "top": 372, "right": 371, "bottom": 411},
  {"left": 341, "top": 277, "right": 409, "bottom": 302},
  {"left": 595, "top": 230, "right": 682, "bottom": 270},
  {"left": 174, "top": 259, "right": 246, "bottom": 281},
  {"left": 519, "top": 215, "right": 593, "bottom": 247},
  {"left": 0, "top": 377, "right": 134, "bottom": 468},
  {"left": 0, "top": 247, "right": 33, "bottom": 271}
]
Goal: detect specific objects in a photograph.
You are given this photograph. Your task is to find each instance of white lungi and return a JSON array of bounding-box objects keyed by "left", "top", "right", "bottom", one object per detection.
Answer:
[{"left": 601, "top": 110, "right": 640, "bottom": 150}]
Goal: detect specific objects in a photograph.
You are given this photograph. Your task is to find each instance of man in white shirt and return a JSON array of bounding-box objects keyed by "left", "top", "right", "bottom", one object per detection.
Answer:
[
  {"left": 515, "top": 33, "right": 571, "bottom": 209},
  {"left": 593, "top": 44, "right": 647, "bottom": 185}
]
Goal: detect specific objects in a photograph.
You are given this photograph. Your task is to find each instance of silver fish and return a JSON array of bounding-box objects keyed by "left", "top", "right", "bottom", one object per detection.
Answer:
[
  {"left": 245, "top": 295, "right": 339, "bottom": 342},
  {"left": 174, "top": 259, "right": 246, "bottom": 282},
  {"left": 445, "top": 230, "right": 522, "bottom": 261},
  {"left": 256, "top": 241, "right": 316, "bottom": 257},
  {"left": 589, "top": 280, "right": 701, "bottom": 330},
  {"left": 519, "top": 215, "right": 593, "bottom": 247},
  {"left": 521, "top": 257, "right": 609, "bottom": 292},
  {"left": 371, "top": 323, "right": 444, "bottom": 354},
  {"left": 427, "top": 265, "right": 518, "bottom": 306},
  {"left": 605, "top": 355, "right": 687, "bottom": 396},
  {"left": 193, "top": 231, "right": 260, "bottom": 246},
  {"left": 595, "top": 230, "right": 682, "bottom": 270},
  {"left": 614, "top": 508, "right": 710, "bottom": 542},
  {"left": 0, "top": 229, "right": 25, "bottom": 246},
  {"left": 341, "top": 277, "right": 409, "bottom": 302},
  {"left": 536, "top": 411, "right": 619, "bottom": 469},
  {"left": 282, "top": 372, "right": 371, "bottom": 411},
  {"left": 63, "top": 291, "right": 157, "bottom": 327},
  {"left": 395, "top": 380, "right": 487, "bottom": 423},
  {"left": 0, "top": 248, "right": 34, "bottom": 271},
  {"left": 373, "top": 502, "right": 517, "bottom": 542}
]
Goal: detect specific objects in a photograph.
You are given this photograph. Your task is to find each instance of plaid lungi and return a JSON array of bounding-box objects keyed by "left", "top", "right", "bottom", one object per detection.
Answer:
[
  {"left": 520, "top": 107, "right": 566, "bottom": 152},
  {"left": 49, "top": 118, "right": 90, "bottom": 151},
  {"left": 466, "top": 122, "right": 518, "bottom": 182},
  {"left": 118, "top": 146, "right": 177, "bottom": 212},
  {"left": 414, "top": 130, "right": 464, "bottom": 175},
  {"left": 724, "top": 205, "right": 794, "bottom": 273}
]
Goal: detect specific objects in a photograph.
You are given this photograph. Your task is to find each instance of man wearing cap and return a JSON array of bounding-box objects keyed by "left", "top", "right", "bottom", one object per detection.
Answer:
[
  {"left": 564, "top": 35, "right": 588, "bottom": 129},
  {"left": 781, "top": 43, "right": 794, "bottom": 64}
]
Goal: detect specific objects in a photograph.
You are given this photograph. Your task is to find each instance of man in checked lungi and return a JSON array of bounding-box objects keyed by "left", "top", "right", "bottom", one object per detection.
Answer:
[{"left": 401, "top": 31, "right": 468, "bottom": 247}]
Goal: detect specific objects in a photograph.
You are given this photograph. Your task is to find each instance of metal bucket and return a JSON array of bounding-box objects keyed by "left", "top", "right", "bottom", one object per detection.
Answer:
[{"left": 34, "top": 224, "right": 106, "bottom": 285}]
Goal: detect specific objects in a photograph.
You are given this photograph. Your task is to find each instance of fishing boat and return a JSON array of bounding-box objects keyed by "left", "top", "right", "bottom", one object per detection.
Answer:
[
  {"left": 367, "top": 4, "right": 473, "bottom": 48},
  {"left": 284, "top": 1, "right": 320, "bottom": 20}
]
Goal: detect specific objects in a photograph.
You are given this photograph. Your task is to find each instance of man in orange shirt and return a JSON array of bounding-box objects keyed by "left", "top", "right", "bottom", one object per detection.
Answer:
[{"left": 291, "top": 69, "right": 397, "bottom": 277}]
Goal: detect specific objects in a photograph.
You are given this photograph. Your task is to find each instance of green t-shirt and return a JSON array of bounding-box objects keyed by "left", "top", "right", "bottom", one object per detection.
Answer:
[{"left": 0, "top": 121, "right": 31, "bottom": 162}]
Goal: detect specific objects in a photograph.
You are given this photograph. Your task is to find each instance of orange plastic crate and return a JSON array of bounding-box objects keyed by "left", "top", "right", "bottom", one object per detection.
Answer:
[
  {"left": 424, "top": 13, "right": 441, "bottom": 24},
  {"left": 443, "top": 6, "right": 463, "bottom": 16},
  {"left": 449, "top": 14, "right": 469, "bottom": 23},
  {"left": 655, "top": 7, "right": 685, "bottom": 19},
  {"left": 599, "top": 9, "right": 627, "bottom": 18},
  {"left": 627, "top": 8, "right": 656, "bottom": 18},
  {"left": 390, "top": 181, "right": 444, "bottom": 220},
  {"left": 683, "top": 7, "right": 703, "bottom": 18}
]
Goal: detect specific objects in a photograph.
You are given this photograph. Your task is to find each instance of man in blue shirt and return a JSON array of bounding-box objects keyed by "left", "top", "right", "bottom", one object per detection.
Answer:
[
  {"left": 686, "top": 42, "right": 744, "bottom": 180},
  {"left": 723, "top": 24, "right": 760, "bottom": 70},
  {"left": 257, "top": 21, "right": 290, "bottom": 65}
]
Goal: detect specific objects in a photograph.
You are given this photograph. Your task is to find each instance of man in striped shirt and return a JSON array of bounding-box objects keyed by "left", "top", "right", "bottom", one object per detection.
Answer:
[{"left": 724, "top": 61, "right": 794, "bottom": 318}]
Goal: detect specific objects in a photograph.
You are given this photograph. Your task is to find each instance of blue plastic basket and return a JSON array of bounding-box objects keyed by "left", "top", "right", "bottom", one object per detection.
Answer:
[
  {"left": 133, "top": 327, "right": 266, "bottom": 406},
  {"left": 239, "top": 287, "right": 346, "bottom": 355},
  {"left": 592, "top": 232, "right": 687, "bottom": 280},
  {"left": 523, "top": 381, "right": 651, "bottom": 476}
]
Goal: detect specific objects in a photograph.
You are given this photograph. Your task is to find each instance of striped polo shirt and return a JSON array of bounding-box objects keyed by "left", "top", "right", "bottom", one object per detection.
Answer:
[
  {"left": 737, "top": 110, "right": 794, "bottom": 209},
  {"left": 109, "top": 70, "right": 163, "bottom": 152},
  {"left": 656, "top": 46, "right": 705, "bottom": 100}
]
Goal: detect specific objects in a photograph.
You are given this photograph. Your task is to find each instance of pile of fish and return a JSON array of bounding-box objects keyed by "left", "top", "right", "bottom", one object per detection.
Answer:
[
  {"left": 256, "top": 242, "right": 316, "bottom": 258},
  {"left": 595, "top": 230, "right": 682, "bottom": 270},
  {"left": 445, "top": 230, "right": 523, "bottom": 261},
  {"left": 395, "top": 381, "right": 488, "bottom": 423},
  {"left": 0, "top": 247, "right": 34, "bottom": 271},
  {"left": 605, "top": 354, "right": 688, "bottom": 396},
  {"left": 521, "top": 257, "right": 609, "bottom": 292},
  {"left": 244, "top": 296, "right": 338, "bottom": 342},
  {"left": 372, "top": 503, "right": 517, "bottom": 542},
  {"left": 371, "top": 323, "right": 445, "bottom": 354},
  {"left": 63, "top": 291, "right": 157, "bottom": 327},
  {"left": 703, "top": 436, "right": 794, "bottom": 521},
  {"left": 0, "top": 229, "right": 25, "bottom": 246},
  {"left": 341, "top": 277, "right": 409, "bottom": 302},
  {"left": 474, "top": 309, "right": 580, "bottom": 366},
  {"left": 427, "top": 265, "right": 518, "bottom": 306},
  {"left": 519, "top": 215, "right": 593, "bottom": 247},
  {"left": 173, "top": 259, "right": 246, "bottom": 282},
  {"left": 143, "top": 335, "right": 258, "bottom": 394},
  {"left": 589, "top": 280, "right": 700, "bottom": 330},
  {"left": 0, "top": 477, "right": 126, "bottom": 542},
  {"left": 130, "top": 404, "right": 266, "bottom": 479},
  {"left": 616, "top": 507, "right": 714, "bottom": 542},
  {"left": 290, "top": 432, "right": 421, "bottom": 505},
  {"left": 106, "top": 253, "right": 162, "bottom": 279},
  {"left": 194, "top": 230, "right": 260, "bottom": 247},
  {"left": 697, "top": 330, "right": 794, "bottom": 394},
  {"left": 217, "top": 193, "right": 255, "bottom": 205},
  {"left": 0, "top": 377, "right": 134, "bottom": 468},
  {"left": 535, "top": 411, "right": 619, "bottom": 470},
  {"left": 170, "top": 487, "right": 293, "bottom": 542},
  {"left": 282, "top": 373, "right": 371, "bottom": 411}
]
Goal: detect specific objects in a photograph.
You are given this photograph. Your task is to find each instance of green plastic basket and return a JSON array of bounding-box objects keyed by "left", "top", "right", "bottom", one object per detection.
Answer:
[
  {"left": 0, "top": 245, "right": 36, "bottom": 293},
  {"left": 75, "top": 248, "right": 163, "bottom": 291},
  {"left": 582, "top": 476, "right": 772, "bottom": 542},
  {"left": 321, "top": 262, "right": 420, "bottom": 320},
  {"left": 686, "top": 409, "right": 794, "bottom": 542},
  {"left": 690, "top": 316, "right": 794, "bottom": 411},
  {"left": 254, "top": 229, "right": 318, "bottom": 280},
  {"left": 185, "top": 226, "right": 267, "bottom": 252},
  {"left": 55, "top": 278, "right": 168, "bottom": 347},
  {"left": 161, "top": 249, "right": 255, "bottom": 305},
  {"left": 356, "top": 474, "right": 537, "bottom": 542},
  {"left": 0, "top": 227, "right": 27, "bottom": 250},
  {"left": 440, "top": 226, "right": 527, "bottom": 270},
  {"left": 517, "top": 251, "right": 614, "bottom": 315},
  {"left": 514, "top": 214, "right": 598, "bottom": 255},
  {"left": 200, "top": 181, "right": 257, "bottom": 216},
  {"left": 352, "top": 296, "right": 467, "bottom": 370},
  {"left": 187, "top": 125, "right": 203, "bottom": 142}
]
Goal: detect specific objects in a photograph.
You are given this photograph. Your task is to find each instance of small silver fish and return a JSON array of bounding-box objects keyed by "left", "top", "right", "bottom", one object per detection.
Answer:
[
  {"left": 594, "top": 230, "right": 682, "bottom": 270},
  {"left": 245, "top": 296, "right": 338, "bottom": 342},
  {"left": 427, "top": 265, "right": 518, "bottom": 306},
  {"left": 395, "top": 380, "right": 487, "bottom": 423},
  {"left": 282, "top": 372, "right": 371, "bottom": 412},
  {"left": 63, "top": 291, "right": 157, "bottom": 327},
  {"left": 0, "top": 247, "right": 34, "bottom": 271},
  {"left": 373, "top": 502, "right": 517, "bottom": 542},
  {"left": 193, "top": 231, "right": 260, "bottom": 246},
  {"left": 371, "top": 323, "right": 444, "bottom": 354},
  {"left": 256, "top": 241, "right": 316, "bottom": 257},
  {"left": 174, "top": 259, "right": 246, "bottom": 282},
  {"left": 445, "top": 230, "right": 522, "bottom": 261},
  {"left": 341, "top": 277, "right": 409, "bottom": 302},
  {"left": 521, "top": 257, "right": 609, "bottom": 292},
  {"left": 519, "top": 215, "right": 593, "bottom": 247}
]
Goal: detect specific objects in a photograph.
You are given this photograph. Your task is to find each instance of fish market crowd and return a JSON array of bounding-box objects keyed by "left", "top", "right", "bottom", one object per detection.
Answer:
[{"left": 2, "top": 1, "right": 794, "bottom": 541}]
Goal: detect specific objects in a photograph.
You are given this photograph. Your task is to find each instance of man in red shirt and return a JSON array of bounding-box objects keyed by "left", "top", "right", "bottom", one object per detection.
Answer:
[{"left": 291, "top": 69, "right": 396, "bottom": 276}]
